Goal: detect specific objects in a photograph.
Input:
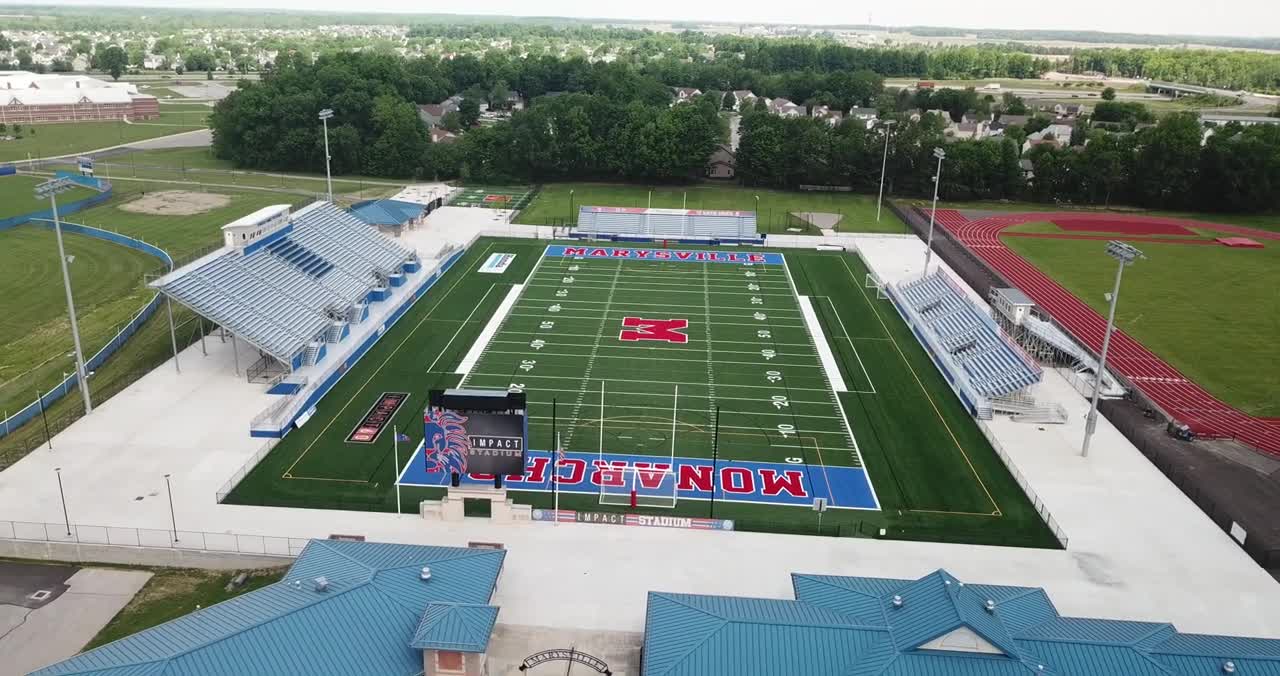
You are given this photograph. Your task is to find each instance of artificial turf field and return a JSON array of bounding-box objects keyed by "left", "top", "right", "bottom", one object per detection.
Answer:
[{"left": 226, "top": 238, "right": 1057, "bottom": 547}]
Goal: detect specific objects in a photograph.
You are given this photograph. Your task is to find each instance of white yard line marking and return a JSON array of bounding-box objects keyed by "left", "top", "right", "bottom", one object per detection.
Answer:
[
  {"left": 454, "top": 284, "right": 522, "bottom": 375},
  {"left": 562, "top": 260, "right": 623, "bottom": 449},
  {"left": 463, "top": 372, "right": 834, "bottom": 392},
  {"left": 457, "top": 243, "right": 551, "bottom": 387},
  {"left": 425, "top": 283, "right": 498, "bottom": 373},
  {"left": 824, "top": 296, "right": 876, "bottom": 395}
]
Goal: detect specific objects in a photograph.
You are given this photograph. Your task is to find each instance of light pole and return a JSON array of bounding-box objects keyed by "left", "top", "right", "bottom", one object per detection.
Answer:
[
  {"left": 1082, "top": 241, "right": 1144, "bottom": 458},
  {"left": 924, "top": 147, "right": 946, "bottom": 275},
  {"left": 37, "top": 178, "right": 92, "bottom": 415},
  {"left": 55, "top": 467, "right": 70, "bottom": 536},
  {"left": 164, "top": 473, "right": 178, "bottom": 542},
  {"left": 568, "top": 189, "right": 575, "bottom": 227},
  {"left": 875, "top": 120, "right": 897, "bottom": 222},
  {"left": 318, "top": 108, "right": 334, "bottom": 202}
]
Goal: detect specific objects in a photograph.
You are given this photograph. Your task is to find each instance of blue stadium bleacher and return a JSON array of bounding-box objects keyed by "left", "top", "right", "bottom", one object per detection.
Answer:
[
  {"left": 150, "top": 201, "right": 417, "bottom": 370},
  {"left": 894, "top": 272, "right": 1041, "bottom": 400},
  {"left": 574, "top": 206, "right": 763, "bottom": 244}
]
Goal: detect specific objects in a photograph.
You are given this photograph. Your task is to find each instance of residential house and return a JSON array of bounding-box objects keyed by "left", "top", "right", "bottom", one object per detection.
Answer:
[
  {"left": 1019, "top": 158, "right": 1035, "bottom": 180},
  {"left": 946, "top": 119, "right": 988, "bottom": 141},
  {"left": 705, "top": 144, "right": 736, "bottom": 179},
  {"left": 767, "top": 97, "right": 806, "bottom": 118},
  {"left": 1022, "top": 137, "right": 1063, "bottom": 154},
  {"left": 673, "top": 87, "right": 702, "bottom": 104},
  {"left": 430, "top": 127, "right": 459, "bottom": 144},
  {"left": 811, "top": 105, "right": 844, "bottom": 127},
  {"left": 1052, "top": 103, "right": 1090, "bottom": 117},
  {"left": 731, "top": 89, "right": 757, "bottom": 111},
  {"left": 847, "top": 107, "right": 879, "bottom": 129},
  {"left": 988, "top": 114, "right": 1030, "bottom": 134},
  {"left": 416, "top": 102, "right": 455, "bottom": 128}
]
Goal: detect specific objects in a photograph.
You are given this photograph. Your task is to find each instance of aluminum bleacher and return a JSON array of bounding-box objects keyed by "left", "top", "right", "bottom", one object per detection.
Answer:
[
  {"left": 889, "top": 270, "right": 1042, "bottom": 416},
  {"left": 151, "top": 201, "right": 417, "bottom": 372},
  {"left": 574, "top": 206, "right": 763, "bottom": 244}
]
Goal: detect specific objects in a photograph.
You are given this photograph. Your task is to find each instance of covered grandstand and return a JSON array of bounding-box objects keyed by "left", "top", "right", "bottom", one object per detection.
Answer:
[
  {"left": 573, "top": 206, "right": 763, "bottom": 244},
  {"left": 888, "top": 271, "right": 1056, "bottom": 421},
  {"left": 150, "top": 201, "right": 418, "bottom": 377}
]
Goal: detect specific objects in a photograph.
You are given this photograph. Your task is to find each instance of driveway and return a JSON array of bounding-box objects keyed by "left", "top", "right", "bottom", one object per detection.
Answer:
[{"left": 0, "top": 563, "right": 151, "bottom": 675}]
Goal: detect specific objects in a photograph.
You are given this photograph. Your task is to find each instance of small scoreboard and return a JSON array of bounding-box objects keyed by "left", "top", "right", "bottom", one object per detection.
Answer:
[{"left": 424, "top": 388, "right": 528, "bottom": 477}]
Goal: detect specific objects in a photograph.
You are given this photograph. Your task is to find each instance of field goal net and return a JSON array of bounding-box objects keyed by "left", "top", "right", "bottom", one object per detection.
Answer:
[
  {"left": 599, "top": 466, "right": 678, "bottom": 509},
  {"left": 865, "top": 273, "right": 890, "bottom": 299}
]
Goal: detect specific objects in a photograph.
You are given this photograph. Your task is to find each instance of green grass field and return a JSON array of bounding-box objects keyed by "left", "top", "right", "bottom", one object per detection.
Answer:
[
  {"left": 0, "top": 224, "right": 158, "bottom": 420},
  {"left": 0, "top": 112, "right": 208, "bottom": 163},
  {"left": 1002, "top": 226, "right": 1280, "bottom": 417},
  {"left": 44, "top": 148, "right": 403, "bottom": 200},
  {"left": 0, "top": 174, "right": 97, "bottom": 220},
  {"left": 0, "top": 182, "right": 314, "bottom": 465},
  {"left": 514, "top": 183, "right": 908, "bottom": 235},
  {"left": 226, "top": 239, "right": 1055, "bottom": 547},
  {"left": 87, "top": 567, "right": 285, "bottom": 649}
]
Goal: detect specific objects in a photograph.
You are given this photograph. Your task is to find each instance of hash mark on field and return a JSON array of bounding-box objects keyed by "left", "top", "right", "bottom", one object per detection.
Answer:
[
  {"left": 702, "top": 263, "right": 718, "bottom": 421},
  {"left": 562, "top": 260, "right": 623, "bottom": 450}
]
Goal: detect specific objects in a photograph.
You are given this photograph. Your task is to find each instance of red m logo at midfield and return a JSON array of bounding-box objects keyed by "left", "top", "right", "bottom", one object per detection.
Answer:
[{"left": 619, "top": 317, "right": 689, "bottom": 344}]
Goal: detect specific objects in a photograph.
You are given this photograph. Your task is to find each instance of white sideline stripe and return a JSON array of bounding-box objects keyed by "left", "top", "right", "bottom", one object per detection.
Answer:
[
  {"left": 456, "top": 284, "right": 524, "bottom": 375},
  {"left": 799, "top": 296, "right": 848, "bottom": 393}
]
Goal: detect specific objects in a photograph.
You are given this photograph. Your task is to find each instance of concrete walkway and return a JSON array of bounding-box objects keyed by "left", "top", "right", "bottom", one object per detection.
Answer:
[
  {"left": 0, "top": 568, "right": 151, "bottom": 676},
  {"left": 0, "top": 215, "right": 1276, "bottom": 642}
]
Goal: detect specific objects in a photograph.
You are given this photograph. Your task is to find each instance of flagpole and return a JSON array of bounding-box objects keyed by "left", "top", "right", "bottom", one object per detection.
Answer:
[
  {"left": 552, "top": 398, "right": 559, "bottom": 523},
  {"left": 393, "top": 425, "right": 402, "bottom": 515}
]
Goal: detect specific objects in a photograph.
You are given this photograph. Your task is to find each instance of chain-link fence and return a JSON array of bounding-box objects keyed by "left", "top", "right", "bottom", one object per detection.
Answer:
[{"left": 0, "top": 519, "right": 308, "bottom": 557}]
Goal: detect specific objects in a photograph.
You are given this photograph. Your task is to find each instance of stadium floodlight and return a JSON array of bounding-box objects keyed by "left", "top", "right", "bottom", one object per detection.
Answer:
[
  {"left": 876, "top": 119, "right": 898, "bottom": 222},
  {"left": 318, "top": 108, "right": 335, "bottom": 202},
  {"left": 1081, "top": 241, "right": 1145, "bottom": 458},
  {"left": 924, "top": 147, "right": 946, "bottom": 275},
  {"left": 36, "top": 178, "right": 93, "bottom": 416},
  {"left": 568, "top": 189, "right": 575, "bottom": 227}
]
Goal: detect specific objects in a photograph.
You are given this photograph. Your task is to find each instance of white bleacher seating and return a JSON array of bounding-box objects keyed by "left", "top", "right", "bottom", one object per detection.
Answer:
[
  {"left": 152, "top": 201, "right": 418, "bottom": 368},
  {"left": 575, "top": 207, "right": 759, "bottom": 242},
  {"left": 895, "top": 272, "right": 1041, "bottom": 399}
]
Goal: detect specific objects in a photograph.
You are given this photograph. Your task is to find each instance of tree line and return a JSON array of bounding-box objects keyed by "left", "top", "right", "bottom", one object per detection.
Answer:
[
  {"left": 210, "top": 50, "right": 1280, "bottom": 214},
  {"left": 1061, "top": 48, "right": 1280, "bottom": 93}
]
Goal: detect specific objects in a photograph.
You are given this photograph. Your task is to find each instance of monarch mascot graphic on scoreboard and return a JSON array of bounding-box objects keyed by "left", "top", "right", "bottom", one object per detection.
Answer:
[{"left": 422, "top": 408, "right": 471, "bottom": 474}]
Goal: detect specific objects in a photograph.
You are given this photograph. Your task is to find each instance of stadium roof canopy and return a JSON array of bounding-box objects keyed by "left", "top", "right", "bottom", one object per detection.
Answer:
[
  {"left": 643, "top": 568, "right": 1280, "bottom": 676},
  {"left": 351, "top": 198, "right": 427, "bottom": 227},
  {"left": 31, "top": 540, "right": 505, "bottom": 676}
]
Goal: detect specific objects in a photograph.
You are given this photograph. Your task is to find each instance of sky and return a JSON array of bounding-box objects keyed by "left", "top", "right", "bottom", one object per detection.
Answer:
[{"left": 8, "top": 0, "right": 1280, "bottom": 39}]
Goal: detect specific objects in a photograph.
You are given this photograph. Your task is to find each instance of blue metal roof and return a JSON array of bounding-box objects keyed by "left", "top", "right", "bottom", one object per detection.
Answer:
[
  {"left": 409, "top": 603, "right": 499, "bottom": 652},
  {"left": 31, "top": 540, "right": 505, "bottom": 676},
  {"left": 642, "top": 569, "right": 1280, "bottom": 676},
  {"left": 351, "top": 199, "right": 425, "bottom": 226}
]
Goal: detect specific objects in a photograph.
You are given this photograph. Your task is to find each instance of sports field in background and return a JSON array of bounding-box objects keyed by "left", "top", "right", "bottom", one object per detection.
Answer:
[
  {"left": 449, "top": 185, "right": 537, "bottom": 210},
  {"left": 0, "top": 112, "right": 208, "bottom": 163},
  {"left": 0, "top": 174, "right": 97, "bottom": 220},
  {"left": 1001, "top": 221, "right": 1279, "bottom": 417},
  {"left": 514, "top": 184, "right": 909, "bottom": 235},
  {"left": 226, "top": 238, "right": 1056, "bottom": 547}
]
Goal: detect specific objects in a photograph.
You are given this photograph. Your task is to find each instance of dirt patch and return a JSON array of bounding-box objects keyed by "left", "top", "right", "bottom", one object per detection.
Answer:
[
  {"left": 119, "top": 191, "right": 230, "bottom": 216},
  {"left": 791, "top": 211, "right": 843, "bottom": 229}
]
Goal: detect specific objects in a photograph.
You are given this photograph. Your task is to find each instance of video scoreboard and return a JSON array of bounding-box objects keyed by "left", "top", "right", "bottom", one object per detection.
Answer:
[{"left": 424, "top": 388, "right": 528, "bottom": 477}]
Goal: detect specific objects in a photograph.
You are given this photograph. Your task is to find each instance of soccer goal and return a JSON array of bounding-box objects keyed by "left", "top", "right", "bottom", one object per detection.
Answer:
[
  {"left": 865, "top": 273, "right": 890, "bottom": 300},
  {"left": 600, "top": 467, "right": 679, "bottom": 509}
]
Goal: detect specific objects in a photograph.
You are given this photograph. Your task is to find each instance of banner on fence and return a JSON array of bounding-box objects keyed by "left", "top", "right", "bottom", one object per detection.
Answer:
[{"left": 530, "top": 509, "right": 734, "bottom": 531}]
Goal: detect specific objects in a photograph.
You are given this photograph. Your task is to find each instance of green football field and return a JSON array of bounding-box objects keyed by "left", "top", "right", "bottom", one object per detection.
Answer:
[{"left": 226, "top": 238, "right": 1056, "bottom": 547}]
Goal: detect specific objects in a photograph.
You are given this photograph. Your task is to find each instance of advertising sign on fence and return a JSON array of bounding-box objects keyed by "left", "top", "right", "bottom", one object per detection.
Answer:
[{"left": 530, "top": 509, "right": 734, "bottom": 531}]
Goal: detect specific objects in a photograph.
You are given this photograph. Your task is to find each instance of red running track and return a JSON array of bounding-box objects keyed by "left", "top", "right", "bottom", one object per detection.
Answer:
[{"left": 933, "top": 209, "right": 1280, "bottom": 455}]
